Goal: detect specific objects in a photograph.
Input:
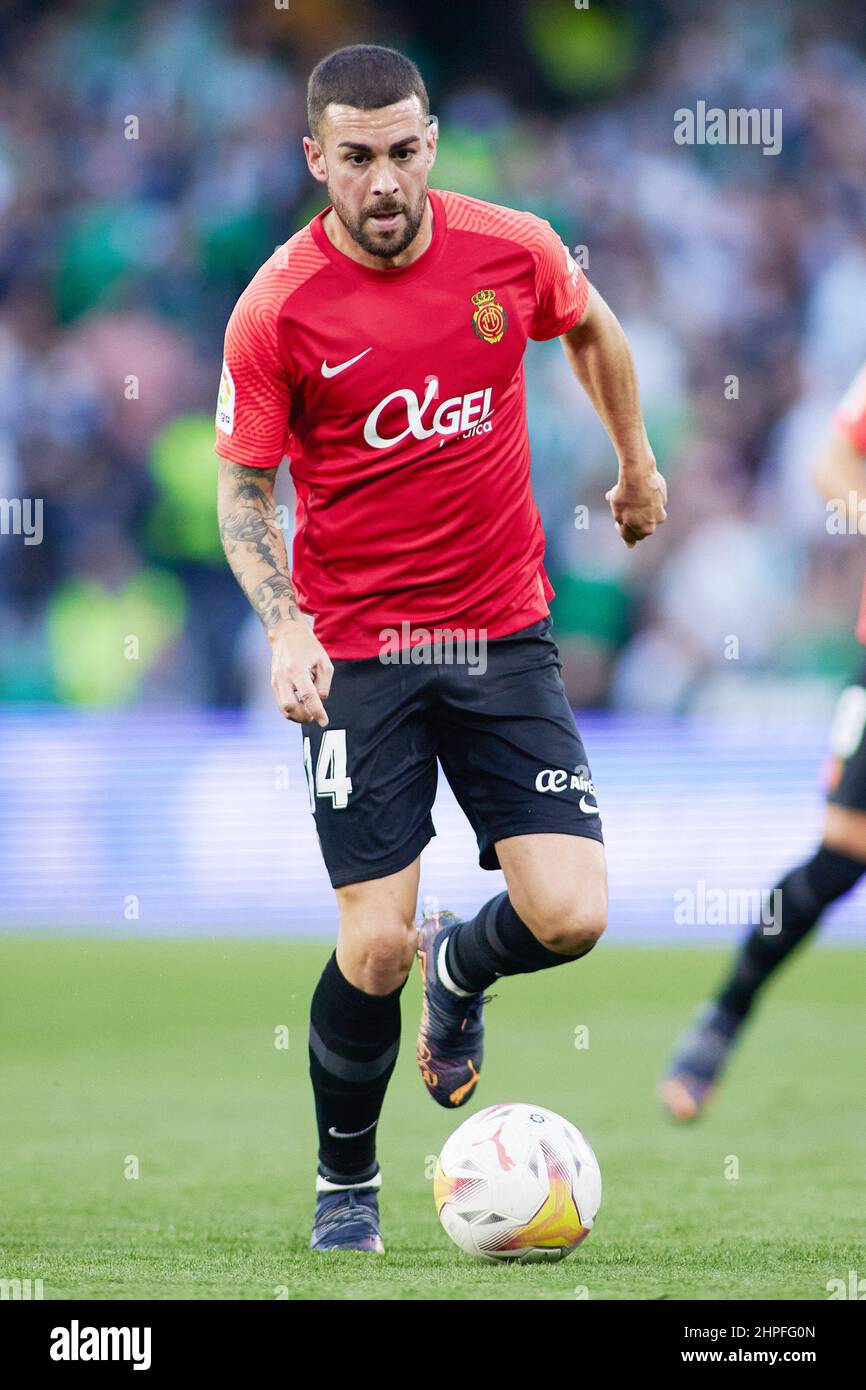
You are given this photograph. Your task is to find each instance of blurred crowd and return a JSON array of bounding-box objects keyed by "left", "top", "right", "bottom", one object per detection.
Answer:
[{"left": 1, "top": 0, "right": 865, "bottom": 713}]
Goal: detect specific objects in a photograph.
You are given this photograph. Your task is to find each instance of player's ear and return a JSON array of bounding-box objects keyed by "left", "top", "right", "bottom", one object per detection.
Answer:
[
  {"left": 303, "top": 134, "right": 328, "bottom": 184},
  {"left": 425, "top": 115, "right": 438, "bottom": 170}
]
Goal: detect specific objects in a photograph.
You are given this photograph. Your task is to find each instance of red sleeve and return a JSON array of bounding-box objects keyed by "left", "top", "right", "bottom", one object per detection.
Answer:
[
  {"left": 214, "top": 277, "right": 292, "bottom": 470},
  {"left": 834, "top": 363, "right": 866, "bottom": 454},
  {"left": 529, "top": 220, "right": 590, "bottom": 342}
]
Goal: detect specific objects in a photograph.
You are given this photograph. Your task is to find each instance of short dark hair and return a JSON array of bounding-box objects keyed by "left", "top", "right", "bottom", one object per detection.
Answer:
[{"left": 307, "top": 44, "right": 429, "bottom": 139}]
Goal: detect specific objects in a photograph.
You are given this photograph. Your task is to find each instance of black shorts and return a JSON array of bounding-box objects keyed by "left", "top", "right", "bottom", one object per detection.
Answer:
[
  {"left": 826, "top": 660, "right": 866, "bottom": 811},
  {"left": 301, "top": 618, "right": 604, "bottom": 888}
]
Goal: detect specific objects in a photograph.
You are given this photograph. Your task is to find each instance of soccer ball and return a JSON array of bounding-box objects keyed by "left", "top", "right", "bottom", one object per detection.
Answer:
[{"left": 433, "top": 1102, "right": 601, "bottom": 1263}]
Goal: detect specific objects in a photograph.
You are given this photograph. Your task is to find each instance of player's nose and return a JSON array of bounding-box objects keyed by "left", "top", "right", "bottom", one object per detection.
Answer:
[{"left": 369, "top": 162, "right": 401, "bottom": 197}]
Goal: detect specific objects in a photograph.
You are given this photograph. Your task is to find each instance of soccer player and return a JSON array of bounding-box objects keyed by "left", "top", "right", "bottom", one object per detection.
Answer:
[
  {"left": 216, "top": 45, "right": 666, "bottom": 1251},
  {"left": 662, "top": 361, "right": 866, "bottom": 1121}
]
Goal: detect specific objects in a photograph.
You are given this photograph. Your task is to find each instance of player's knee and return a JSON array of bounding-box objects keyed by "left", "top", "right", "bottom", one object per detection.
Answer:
[
  {"left": 521, "top": 891, "right": 607, "bottom": 956},
  {"left": 336, "top": 903, "right": 416, "bottom": 991}
]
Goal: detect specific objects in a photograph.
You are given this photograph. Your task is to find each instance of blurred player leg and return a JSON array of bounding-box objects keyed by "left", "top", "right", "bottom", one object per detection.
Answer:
[{"left": 662, "top": 690, "right": 866, "bottom": 1121}]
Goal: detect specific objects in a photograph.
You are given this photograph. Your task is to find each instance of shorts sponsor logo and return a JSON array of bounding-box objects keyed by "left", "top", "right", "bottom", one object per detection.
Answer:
[
  {"left": 536, "top": 766, "right": 597, "bottom": 811},
  {"left": 363, "top": 377, "right": 494, "bottom": 449}
]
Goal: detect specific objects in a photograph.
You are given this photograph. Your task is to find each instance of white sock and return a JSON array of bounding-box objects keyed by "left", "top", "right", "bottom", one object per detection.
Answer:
[{"left": 437, "top": 935, "right": 474, "bottom": 998}]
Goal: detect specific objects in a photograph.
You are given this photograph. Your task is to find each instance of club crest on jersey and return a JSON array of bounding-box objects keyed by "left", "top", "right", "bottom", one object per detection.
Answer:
[{"left": 471, "top": 288, "right": 507, "bottom": 345}]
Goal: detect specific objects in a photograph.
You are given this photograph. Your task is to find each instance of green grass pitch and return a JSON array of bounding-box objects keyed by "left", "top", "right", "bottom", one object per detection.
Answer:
[{"left": 0, "top": 938, "right": 862, "bottom": 1301}]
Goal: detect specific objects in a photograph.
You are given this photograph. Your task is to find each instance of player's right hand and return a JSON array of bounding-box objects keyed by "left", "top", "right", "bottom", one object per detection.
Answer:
[
  {"left": 606, "top": 465, "right": 667, "bottom": 548},
  {"left": 269, "top": 623, "right": 333, "bottom": 726}
]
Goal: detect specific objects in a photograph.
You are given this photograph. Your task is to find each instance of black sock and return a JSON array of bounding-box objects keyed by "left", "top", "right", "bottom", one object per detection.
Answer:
[
  {"left": 716, "top": 846, "right": 864, "bottom": 1021},
  {"left": 308, "top": 952, "right": 405, "bottom": 1185},
  {"left": 444, "top": 891, "right": 593, "bottom": 994}
]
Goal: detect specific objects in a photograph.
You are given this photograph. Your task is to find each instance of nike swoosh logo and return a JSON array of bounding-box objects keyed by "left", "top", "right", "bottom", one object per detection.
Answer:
[
  {"left": 579, "top": 795, "right": 599, "bottom": 814},
  {"left": 321, "top": 348, "right": 372, "bottom": 378},
  {"left": 328, "top": 1120, "right": 377, "bottom": 1139}
]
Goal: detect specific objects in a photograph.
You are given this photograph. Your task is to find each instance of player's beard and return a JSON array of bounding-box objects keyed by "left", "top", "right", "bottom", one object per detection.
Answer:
[{"left": 328, "top": 183, "right": 429, "bottom": 260}]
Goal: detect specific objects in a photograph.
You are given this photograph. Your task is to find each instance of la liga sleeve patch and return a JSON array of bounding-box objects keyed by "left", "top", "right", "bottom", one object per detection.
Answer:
[
  {"left": 528, "top": 220, "right": 588, "bottom": 341},
  {"left": 216, "top": 358, "right": 235, "bottom": 436}
]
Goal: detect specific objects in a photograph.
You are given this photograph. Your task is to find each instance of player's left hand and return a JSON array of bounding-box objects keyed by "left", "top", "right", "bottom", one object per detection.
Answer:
[{"left": 606, "top": 465, "right": 667, "bottom": 548}]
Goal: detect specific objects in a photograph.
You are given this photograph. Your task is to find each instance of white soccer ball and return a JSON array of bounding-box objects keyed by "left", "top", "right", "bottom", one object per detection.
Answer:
[{"left": 434, "top": 1102, "right": 602, "bottom": 1263}]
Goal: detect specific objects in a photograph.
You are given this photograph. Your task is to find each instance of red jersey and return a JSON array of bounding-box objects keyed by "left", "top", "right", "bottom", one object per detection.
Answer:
[
  {"left": 832, "top": 363, "right": 866, "bottom": 644},
  {"left": 214, "top": 188, "right": 588, "bottom": 657}
]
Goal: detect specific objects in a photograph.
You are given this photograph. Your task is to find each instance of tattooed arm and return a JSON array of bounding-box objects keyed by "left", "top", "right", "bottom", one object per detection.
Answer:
[{"left": 217, "top": 459, "right": 332, "bottom": 725}]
